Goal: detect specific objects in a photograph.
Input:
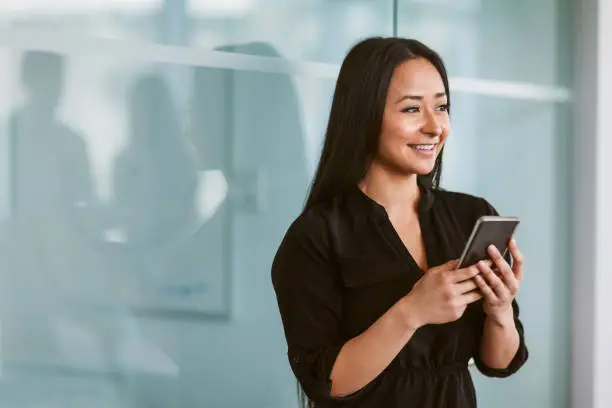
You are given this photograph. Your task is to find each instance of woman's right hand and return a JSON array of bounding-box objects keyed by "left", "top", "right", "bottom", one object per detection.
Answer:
[{"left": 403, "top": 259, "right": 483, "bottom": 328}]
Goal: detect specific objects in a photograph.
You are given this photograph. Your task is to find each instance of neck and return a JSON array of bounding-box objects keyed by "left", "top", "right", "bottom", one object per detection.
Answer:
[{"left": 358, "top": 164, "right": 421, "bottom": 218}]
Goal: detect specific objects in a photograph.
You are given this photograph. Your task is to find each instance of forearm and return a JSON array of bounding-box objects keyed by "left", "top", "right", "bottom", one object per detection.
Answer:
[
  {"left": 479, "top": 308, "right": 520, "bottom": 369},
  {"left": 330, "top": 296, "right": 419, "bottom": 398}
]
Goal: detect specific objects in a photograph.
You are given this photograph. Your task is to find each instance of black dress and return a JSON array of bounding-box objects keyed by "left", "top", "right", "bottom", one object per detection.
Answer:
[{"left": 271, "top": 184, "right": 528, "bottom": 408}]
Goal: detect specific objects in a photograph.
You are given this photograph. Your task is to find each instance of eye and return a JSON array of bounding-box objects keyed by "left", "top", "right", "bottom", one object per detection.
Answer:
[
  {"left": 436, "top": 104, "right": 449, "bottom": 112},
  {"left": 402, "top": 106, "right": 420, "bottom": 113}
]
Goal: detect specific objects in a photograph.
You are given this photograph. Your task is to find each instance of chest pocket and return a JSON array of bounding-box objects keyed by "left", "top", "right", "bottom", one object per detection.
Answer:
[{"left": 336, "top": 254, "right": 418, "bottom": 338}]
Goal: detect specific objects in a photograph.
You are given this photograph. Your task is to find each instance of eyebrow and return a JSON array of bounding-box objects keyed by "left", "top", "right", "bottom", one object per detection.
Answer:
[{"left": 396, "top": 92, "right": 447, "bottom": 104}]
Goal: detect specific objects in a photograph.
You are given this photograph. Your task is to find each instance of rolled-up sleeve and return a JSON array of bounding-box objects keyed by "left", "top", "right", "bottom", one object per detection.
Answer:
[
  {"left": 473, "top": 198, "right": 529, "bottom": 377},
  {"left": 472, "top": 299, "right": 529, "bottom": 377},
  {"left": 271, "top": 213, "right": 346, "bottom": 403}
]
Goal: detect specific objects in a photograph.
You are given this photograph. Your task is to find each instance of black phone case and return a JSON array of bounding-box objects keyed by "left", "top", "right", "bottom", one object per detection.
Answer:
[{"left": 457, "top": 218, "right": 519, "bottom": 268}]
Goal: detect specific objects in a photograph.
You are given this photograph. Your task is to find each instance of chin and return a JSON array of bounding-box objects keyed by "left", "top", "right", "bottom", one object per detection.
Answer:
[
  {"left": 414, "top": 167, "right": 436, "bottom": 176},
  {"left": 405, "top": 159, "right": 437, "bottom": 176},
  {"left": 376, "top": 154, "right": 437, "bottom": 176},
  {"left": 392, "top": 164, "right": 435, "bottom": 177}
]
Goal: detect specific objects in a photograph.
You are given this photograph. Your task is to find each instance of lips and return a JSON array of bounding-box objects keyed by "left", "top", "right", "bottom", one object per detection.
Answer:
[
  {"left": 407, "top": 143, "right": 438, "bottom": 157},
  {"left": 408, "top": 144, "right": 436, "bottom": 151}
]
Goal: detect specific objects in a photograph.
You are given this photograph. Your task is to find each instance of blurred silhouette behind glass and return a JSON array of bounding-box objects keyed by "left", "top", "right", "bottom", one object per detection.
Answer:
[
  {"left": 10, "top": 52, "right": 95, "bottom": 221},
  {"left": 213, "top": 41, "right": 309, "bottom": 217},
  {"left": 113, "top": 72, "right": 198, "bottom": 251},
  {"left": 2, "top": 57, "right": 184, "bottom": 407},
  {"left": 110, "top": 71, "right": 221, "bottom": 316},
  {"left": 186, "top": 42, "right": 311, "bottom": 406},
  {"left": 3, "top": 51, "right": 103, "bottom": 367}
]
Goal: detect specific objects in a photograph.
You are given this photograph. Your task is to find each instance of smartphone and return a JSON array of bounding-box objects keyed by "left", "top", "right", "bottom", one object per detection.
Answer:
[{"left": 456, "top": 216, "right": 520, "bottom": 269}]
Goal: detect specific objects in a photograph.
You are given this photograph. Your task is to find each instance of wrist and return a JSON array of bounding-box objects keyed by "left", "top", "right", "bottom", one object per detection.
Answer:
[
  {"left": 398, "top": 294, "right": 423, "bottom": 331},
  {"left": 485, "top": 307, "right": 515, "bottom": 328}
]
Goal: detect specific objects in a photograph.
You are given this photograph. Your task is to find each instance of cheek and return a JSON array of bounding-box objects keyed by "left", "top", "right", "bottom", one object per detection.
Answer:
[
  {"left": 439, "top": 124, "right": 451, "bottom": 143},
  {"left": 378, "top": 127, "right": 411, "bottom": 155},
  {"left": 395, "top": 115, "right": 421, "bottom": 133},
  {"left": 380, "top": 116, "right": 420, "bottom": 143}
]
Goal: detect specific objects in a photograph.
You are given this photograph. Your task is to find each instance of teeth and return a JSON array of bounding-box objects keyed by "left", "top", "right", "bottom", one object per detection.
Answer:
[{"left": 412, "top": 144, "right": 435, "bottom": 151}]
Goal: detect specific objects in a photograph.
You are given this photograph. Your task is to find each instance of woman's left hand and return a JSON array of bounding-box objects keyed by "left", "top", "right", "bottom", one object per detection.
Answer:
[{"left": 473, "top": 238, "right": 524, "bottom": 324}]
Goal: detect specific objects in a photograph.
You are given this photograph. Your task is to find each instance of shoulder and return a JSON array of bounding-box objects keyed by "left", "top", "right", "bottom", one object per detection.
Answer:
[
  {"left": 432, "top": 188, "right": 499, "bottom": 217},
  {"left": 272, "top": 195, "right": 347, "bottom": 266},
  {"left": 279, "top": 196, "right": 344, "bottom": 248},
  {"left": 271, "top": 199, "right": 344, "bottom": 289}
]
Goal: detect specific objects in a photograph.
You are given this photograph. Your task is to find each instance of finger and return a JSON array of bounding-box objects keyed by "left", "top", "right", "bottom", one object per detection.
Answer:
[
  {"left": 477, "top": 260, "right": 511, "bottom": 299},
  {"left": 508, "top": 238, "right": 524, "bottom": 283},
  {"left": 453, "top": 265, "right": 480, "bottom": 282},
  {"left": 473, "top": 274, "right": 498, "bottom": 303},
  {"left": 458, "top": 289, "right": 483, "bottom": 305},
  {"left": 455, "top": 278, "right": 478, "bottom": 294},
  {"left": 495, "top": 251, "right": 518, "bottom": 293},
  {"left": 496, "top": 255, "right": 519, "bottom": 295},
  {"left": 487, "top": 245, "right": 514, "bottom": 281},
  {"left": 480, "top": 259, "right": 493, "bottom": 268}
]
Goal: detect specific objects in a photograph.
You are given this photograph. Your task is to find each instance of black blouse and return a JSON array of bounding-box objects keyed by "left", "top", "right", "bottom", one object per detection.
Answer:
[{"left": 271, "top": 185, "right": 528, "bottom": 408}]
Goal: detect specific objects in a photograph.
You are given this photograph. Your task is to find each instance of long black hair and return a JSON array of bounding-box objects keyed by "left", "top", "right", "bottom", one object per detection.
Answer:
[
  {"left": 304, "top": 37, "right": 450, "bottom": 210},
  {"left": 299, "top": 37, "right": 449, "bottom": 407}
]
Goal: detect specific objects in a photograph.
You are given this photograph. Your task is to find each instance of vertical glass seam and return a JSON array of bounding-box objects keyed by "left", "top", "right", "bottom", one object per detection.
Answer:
[{"left": 393, "top": 0, "right": 398, "bottom": 36}]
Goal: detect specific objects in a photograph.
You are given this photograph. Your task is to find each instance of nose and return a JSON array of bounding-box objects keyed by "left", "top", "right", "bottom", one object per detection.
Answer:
[{"left": 421, "top": 109, "right": 443, "bottom": 137}]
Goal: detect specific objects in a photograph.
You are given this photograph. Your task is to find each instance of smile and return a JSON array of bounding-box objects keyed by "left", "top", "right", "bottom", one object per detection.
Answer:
[
  {"left": 409, "top": 144, "right": 436, "bottom": 151},
  {"left": 407, "top": 143, "right": 438, "bottom": 157}
]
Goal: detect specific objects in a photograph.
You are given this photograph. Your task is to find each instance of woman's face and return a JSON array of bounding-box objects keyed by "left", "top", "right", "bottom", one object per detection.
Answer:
[{"left": 375, "top": 57, "right": 450, "bottom": 176}]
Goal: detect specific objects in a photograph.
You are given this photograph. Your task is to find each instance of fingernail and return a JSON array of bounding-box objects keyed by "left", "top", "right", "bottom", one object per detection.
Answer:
[{"left": 488, "top": 245, "right": 497, "bottom": 253}]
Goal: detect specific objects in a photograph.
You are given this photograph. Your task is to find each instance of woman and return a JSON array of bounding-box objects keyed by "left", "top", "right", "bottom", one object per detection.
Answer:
[
  {"left": 114, "top": 73, "right": 198, "bottom": 249},
  {"left": 271, "top": 37, "right": 528, "bottom": 407}
]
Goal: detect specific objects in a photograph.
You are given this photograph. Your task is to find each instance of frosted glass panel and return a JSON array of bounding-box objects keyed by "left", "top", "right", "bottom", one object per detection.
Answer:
[
  {"left": 397, "top": 0, "right": 566, "bottom": 85},
  {"left": 190, "top": 0, "right": 393, "bottom": 63},
  {"left": 0, "top": 1, "right": 574, "bottom": 407},
  {"left": 0, "top": 48, "right": 335, "bottom": 407},
  {"left": 442, "top": 94, "right": 571, "bottom": 408},
  {"left": 1, "top": 0, "right": 393, "bottom": 64}
]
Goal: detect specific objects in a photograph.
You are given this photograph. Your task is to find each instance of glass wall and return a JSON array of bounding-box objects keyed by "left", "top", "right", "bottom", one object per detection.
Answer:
[{"left": 0, "top": 1, "right": 572, "bottom": 407}]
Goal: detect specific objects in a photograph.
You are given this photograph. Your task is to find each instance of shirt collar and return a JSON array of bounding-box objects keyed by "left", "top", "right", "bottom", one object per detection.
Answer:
[{"left": 347, "top": 179, "right": 435, "bottom": 220}]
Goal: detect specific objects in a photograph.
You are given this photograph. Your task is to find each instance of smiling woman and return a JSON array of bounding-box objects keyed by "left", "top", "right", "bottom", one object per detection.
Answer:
[
  {"left": 271, "top": 37, "right": 528, "bottom": 408},
  {"left": 377, "top": 57, "right": 450, "bottom": 181}
]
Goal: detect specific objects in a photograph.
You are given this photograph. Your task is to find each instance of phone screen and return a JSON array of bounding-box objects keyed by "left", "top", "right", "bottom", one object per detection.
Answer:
[{"left": 457, "top": 216, "right": 520, "bottom": 269}]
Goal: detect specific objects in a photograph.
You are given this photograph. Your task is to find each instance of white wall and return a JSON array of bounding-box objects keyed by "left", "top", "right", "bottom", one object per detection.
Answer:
[
  {"left": 593, "top": 0, "right": 612, "bottom": 405},
  {"left": 572, "top": 0, "right": 612, "bottom": 407}
]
